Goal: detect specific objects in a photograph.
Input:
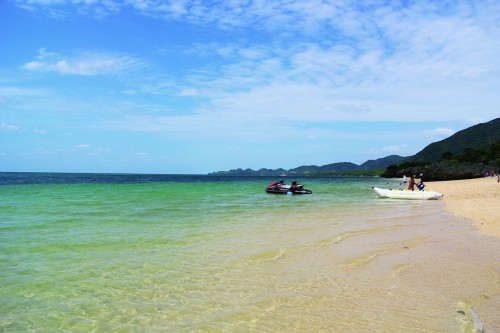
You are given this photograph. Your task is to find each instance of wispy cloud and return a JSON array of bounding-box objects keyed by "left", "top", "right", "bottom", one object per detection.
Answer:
[
  {"left": 12, "top": 1, "right": 500, "bottom": 128},
  {"left": 382, "top": 144, "right": 409, "bottom": 154},
  {"left": 178, "top": 88, "right": 198, "bottom": 97},
  {"left": 424, "top": 127, "right": 455, "bottom": 138},
  {"left": 0, "top": 86, "right": 47, "bottom": 97},
  {"left": 14, "top": 0, "right": 120, "bottom": 18},
  {"left": 1, "top": 123, "right": 20, "bottom": 131},
  {"left": 23, "top": 49, "right": 149, "bottom": 76}
]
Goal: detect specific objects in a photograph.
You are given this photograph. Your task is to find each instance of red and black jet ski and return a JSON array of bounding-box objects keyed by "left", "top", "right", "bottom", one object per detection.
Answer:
[{"left": 265, "top": 180, "right": 312, "bottom": 194}]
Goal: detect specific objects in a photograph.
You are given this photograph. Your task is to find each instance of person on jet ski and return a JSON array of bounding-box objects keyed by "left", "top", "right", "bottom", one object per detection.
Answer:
[{"left": 289, "top": 181, "right": 299, "bottom": 193}]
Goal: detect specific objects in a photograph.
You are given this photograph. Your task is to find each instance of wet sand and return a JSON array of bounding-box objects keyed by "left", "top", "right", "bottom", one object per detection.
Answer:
[
  {"left": 427, "top": 177, "right": 500, "bottom": 238},
  {"left": 422, "top": 176, "right": 500, "bottom": 332}
]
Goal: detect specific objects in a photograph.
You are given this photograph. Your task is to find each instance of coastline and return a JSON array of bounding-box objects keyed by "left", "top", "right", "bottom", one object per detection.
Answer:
[{"left": 427, "top": 177, "right": 500, "bottom": 238}]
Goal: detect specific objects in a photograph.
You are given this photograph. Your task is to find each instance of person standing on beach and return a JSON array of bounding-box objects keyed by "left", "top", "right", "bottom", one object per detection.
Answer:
[{"left": 408, "top": 175, "right": 415, "bottom": 190}]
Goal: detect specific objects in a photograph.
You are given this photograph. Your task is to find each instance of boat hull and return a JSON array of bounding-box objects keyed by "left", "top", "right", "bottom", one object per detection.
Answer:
[
  {"left": 265, "top": 182, "right": 312, "bottom": 194},
  {"left": 265, "top": 187, "right": 313, "bottom": 194},
  {"left": 373, "top": 187, "right": 443, "bottom": 200}
]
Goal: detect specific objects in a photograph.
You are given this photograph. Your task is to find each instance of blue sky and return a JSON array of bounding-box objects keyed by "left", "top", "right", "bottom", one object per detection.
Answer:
[{"left": 1, "top": 0, "right": 499, "bottom": 174}]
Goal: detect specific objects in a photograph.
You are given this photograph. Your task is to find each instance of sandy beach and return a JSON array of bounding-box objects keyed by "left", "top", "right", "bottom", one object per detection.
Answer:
[{"left": 426, "top": 177, "right": 500, "bottom": 238}]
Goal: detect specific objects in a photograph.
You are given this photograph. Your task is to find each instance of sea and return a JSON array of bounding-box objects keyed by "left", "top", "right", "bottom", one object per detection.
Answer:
[{"left": 1, "top": 172, "right": 499, "bottom": 332}]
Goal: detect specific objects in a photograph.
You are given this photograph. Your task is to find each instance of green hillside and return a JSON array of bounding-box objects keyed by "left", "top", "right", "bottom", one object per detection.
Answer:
[
  {"left": 382, "top": 118, "right": 500, "bottom": 180},
  {"left": 360, "top": 155, "right": 405, "bottom": 169},
  {"left": 407, "top": 118, "right": 500, "bottom": 163},
  {"left": 209, "top": 155, "right": 405, "bottom": 176}
]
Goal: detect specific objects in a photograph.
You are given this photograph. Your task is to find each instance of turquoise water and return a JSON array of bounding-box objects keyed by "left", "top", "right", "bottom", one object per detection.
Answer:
[{"left": 1, "top": 174, "right": 498, "bottom": 332}]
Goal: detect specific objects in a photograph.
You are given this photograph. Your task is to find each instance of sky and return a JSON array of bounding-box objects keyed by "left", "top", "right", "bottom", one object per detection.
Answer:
[{"left": 1, "top": 0, "right": 499, "bottom": 174}]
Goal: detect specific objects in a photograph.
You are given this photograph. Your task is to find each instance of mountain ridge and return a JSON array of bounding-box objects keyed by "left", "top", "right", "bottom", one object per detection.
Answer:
[
  {"left": 382, "top": 118, "right": 500, "bottom": 180},
  {"left": 208, "top": 155, "right": 405, "bottom": 176},
  {"left": 405, "top": 118, "right": 500, "bottom": 163},
  {"left": 208, "top": 118, "right": 500, "bottom": 177}
]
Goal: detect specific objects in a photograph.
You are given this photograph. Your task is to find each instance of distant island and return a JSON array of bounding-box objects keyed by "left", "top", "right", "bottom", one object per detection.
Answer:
[
  {"left": 208, "top": 155, "right": 405, "bottom": 176},
  {"left": 210, "top": 118, "right": 500, "bottom": 180}
]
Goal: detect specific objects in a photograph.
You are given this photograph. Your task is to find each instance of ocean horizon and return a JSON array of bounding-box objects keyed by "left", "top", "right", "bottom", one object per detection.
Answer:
[{"left": 1, "top": 172, "right": 497, "bottom": 332}]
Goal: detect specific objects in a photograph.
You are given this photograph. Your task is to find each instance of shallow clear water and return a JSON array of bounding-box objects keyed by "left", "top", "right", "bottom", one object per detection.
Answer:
[{"left": 1, "top": 173, "right": 498, "bottom": 332}]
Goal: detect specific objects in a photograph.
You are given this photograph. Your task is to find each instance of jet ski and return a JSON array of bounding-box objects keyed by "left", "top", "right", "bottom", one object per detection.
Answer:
[{"left": 265, "top": 180, "right": 312, "bottom": 194}]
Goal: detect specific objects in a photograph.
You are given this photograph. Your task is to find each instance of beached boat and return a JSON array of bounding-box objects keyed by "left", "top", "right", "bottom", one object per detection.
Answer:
[
  {"left": 265, "top": 181, "right": 312, "bottom": 194},
  {"left": 373, "top": 187, "right": 443, "bottom": 200}
]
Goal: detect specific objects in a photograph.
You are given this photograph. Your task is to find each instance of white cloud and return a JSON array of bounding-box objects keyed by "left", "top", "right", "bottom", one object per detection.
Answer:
[
  {"left": 155, "top": 2, "right": 500, "bottom": 125},
  {"left": 35, "top": 47, "right": 58, "bottom": 60},
  {"left": 38, "top": 149, "right": 57, "bottom": 155},
  {"left": 12, "top": 0, "right": 500, "bottom": 142},
  {"left": 423, "top": 127, "right": 455, "bottom": 138},
  {"left": 0, "top": 86, "right": 47, "bottom": 97},
  {"left": 34, "top": 128, "right": 47, "bottom": 134},
  {"left": 14, "top": 0, "right": 119, "bottom": 18},
  {"left": 1, "top": 123, "right": 20, "bottom": 131},
  {"left": 76, "top": 144, "right": 91, "bottom": 149},
  {"left": 23, "top": 50, "right": 149, "bottom": 76},
  {"left": 382, "top": 144, "right": 409, "bottom": 154},
  {"left": 179, "top": 88, "right": 198, "bottom": 97}
]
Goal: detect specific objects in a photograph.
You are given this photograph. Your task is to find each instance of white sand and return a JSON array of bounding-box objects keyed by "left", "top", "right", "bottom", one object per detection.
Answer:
[{"left": 427, "top": 177, "right": 500, "bottom": 238}]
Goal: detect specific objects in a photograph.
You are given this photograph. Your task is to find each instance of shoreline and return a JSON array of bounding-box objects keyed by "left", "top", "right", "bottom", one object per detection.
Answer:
[{"left": 427, "top": 177, "right": 500, "bottom": 238}]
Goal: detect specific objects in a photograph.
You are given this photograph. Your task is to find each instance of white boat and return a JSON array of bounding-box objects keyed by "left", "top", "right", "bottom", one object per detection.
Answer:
[{"left": 373, "top": 187, "right": 443, "bottom": 200}]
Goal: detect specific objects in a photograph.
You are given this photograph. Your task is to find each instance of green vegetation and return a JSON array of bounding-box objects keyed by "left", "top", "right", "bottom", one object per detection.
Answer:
[
  {"left": 323, "top": 169, "right": 386, "bottom": 177},
  {"left": 382, "top": 123, "right": 500, "bottom": 179},
  {"left": 210, "top": 119, "right": 500, "bottom": 179},
  {"left": 283, "top": 169, "right": 386, "bottom": 177},
  {"left": 407, "top": 118, "right": 500, "bottom": 163},
  {"left": 382, "top": 119, "right": 500, "bottom": 179},
  {"left": 209, "top": 156, "right": 403, "bottom": 176},
  {"left": 440, "top": 139, "right": 500, "bottom": 166}
]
